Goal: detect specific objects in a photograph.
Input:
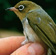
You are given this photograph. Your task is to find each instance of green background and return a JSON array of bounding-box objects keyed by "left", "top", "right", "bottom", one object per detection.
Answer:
[{"left": 0, "top": 0, "right": 56, "bottom": 33}]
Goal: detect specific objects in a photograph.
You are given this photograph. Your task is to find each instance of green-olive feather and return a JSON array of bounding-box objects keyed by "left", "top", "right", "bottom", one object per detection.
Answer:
[{"left": 7, "top": 1, "right": 56, "bottom": 55}]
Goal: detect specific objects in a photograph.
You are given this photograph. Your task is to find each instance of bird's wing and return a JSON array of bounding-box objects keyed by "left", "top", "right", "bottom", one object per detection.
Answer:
[
  {"left": 49, "top": 23, "right": 56, "bottom": 34},
  {"left": 26, "top": 9, "right": 56, "bottom": 53}
]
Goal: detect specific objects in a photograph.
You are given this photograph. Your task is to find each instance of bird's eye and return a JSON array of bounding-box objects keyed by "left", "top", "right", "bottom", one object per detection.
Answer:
[{"left": 18, "top": 5, "right": 24, "bottom": 11}]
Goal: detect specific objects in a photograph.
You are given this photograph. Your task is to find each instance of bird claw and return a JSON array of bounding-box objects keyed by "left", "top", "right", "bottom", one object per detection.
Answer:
[{"left": 21, "top": 39, "right": 29, "bottom": 45}]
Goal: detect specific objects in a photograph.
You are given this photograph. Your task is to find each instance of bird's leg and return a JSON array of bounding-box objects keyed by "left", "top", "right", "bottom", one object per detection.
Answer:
[
  {"left": 47, "top": 48, "right": 52, "bottom": 55},
  {"left": 21, "top": 31, "right": 29, "bottom": 45}
]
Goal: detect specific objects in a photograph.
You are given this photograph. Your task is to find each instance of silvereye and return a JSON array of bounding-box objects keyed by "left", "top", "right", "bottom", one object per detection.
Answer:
[{"left": 6, "top": 1, "right": 56, "bottom": 55}]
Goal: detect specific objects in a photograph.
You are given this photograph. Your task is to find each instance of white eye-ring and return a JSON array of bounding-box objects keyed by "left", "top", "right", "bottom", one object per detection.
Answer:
[{"left": 18, "top": 5, "right": 24, "bottom": 11}]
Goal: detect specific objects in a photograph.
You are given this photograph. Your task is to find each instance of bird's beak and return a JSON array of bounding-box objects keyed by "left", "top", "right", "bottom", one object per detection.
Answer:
[{"left": 5, "top": 7, "right": 17, "bottom": 11}]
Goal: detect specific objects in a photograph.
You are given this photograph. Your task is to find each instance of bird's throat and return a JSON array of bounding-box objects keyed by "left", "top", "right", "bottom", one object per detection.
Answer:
[{"left": 14, "top": 11, "right": 24, "bottom": 21}]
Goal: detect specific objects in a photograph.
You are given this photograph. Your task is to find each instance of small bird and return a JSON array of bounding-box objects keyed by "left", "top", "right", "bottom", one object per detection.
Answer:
[{"left": 6, "top": 1, "right": 56, "bottom": 55}]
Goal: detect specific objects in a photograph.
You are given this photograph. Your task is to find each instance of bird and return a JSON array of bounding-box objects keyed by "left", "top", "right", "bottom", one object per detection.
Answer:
[{"left": 6, "top": 1, "right": 56, "bottom": 55}]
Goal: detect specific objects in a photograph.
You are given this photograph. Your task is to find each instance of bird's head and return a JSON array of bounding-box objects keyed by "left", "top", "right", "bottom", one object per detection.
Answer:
[{"left": 6, "top": 1, "right": 40, "bottom": 21}]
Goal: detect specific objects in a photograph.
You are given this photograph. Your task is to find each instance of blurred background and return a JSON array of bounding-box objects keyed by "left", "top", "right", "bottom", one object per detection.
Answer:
[{"left": 0, "top": 0, "right": 56, "bottom": 37}]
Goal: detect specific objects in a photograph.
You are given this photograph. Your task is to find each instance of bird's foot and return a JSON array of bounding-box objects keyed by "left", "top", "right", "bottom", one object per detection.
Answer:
[{"left": 21, "top": 39, "right": 29, "bottom": 45}]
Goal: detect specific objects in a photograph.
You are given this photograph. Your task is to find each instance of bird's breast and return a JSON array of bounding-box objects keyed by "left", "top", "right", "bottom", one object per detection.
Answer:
[{"left": 22, "top": 18, "right": 42, "bottom": 43}]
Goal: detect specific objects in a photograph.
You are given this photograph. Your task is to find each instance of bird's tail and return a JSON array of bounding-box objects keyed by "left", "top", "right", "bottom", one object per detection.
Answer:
[{"left": 53, "top": 45, "right": 56, "bottom": 55}]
